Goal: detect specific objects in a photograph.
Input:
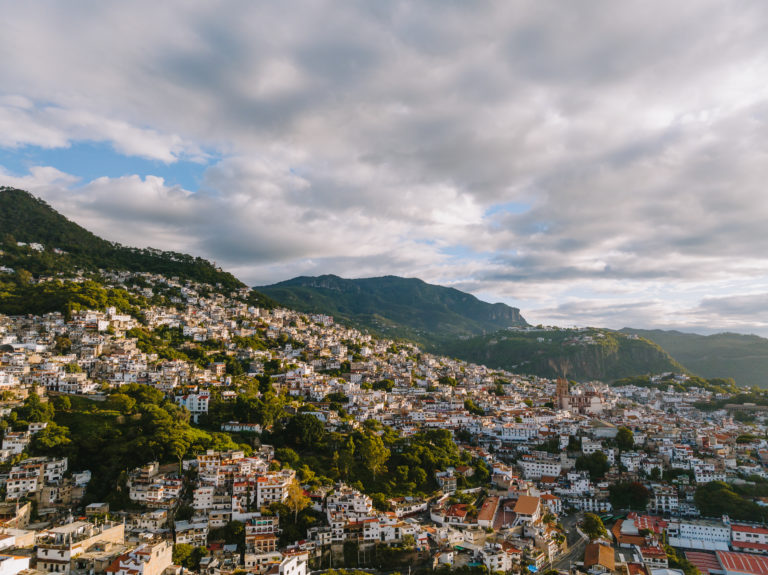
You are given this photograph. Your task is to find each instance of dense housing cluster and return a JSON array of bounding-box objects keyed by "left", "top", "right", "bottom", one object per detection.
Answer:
[{"left": 1, "top": 269, "right": 768, "bottom": 575}]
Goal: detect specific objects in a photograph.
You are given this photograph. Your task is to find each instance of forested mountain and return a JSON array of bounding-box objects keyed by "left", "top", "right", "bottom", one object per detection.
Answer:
[
  {"left": 0, "top": 187, "right": 243, "bottom": 290},
  {"left": 0, "top": 188, "right": 279, "bottom": 316},
  {"left": 258, "top": 274, "right": 528, "bottom": 346},
  {"left": 621, "top": 328, "right": 768, "bottom": 388},
  {"left": 441, "top": 327, "right": 685, "bottom": 382}
]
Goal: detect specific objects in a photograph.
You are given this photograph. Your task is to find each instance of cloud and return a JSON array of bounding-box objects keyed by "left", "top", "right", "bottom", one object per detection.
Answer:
[{"left": 3, "top": 1, "right": 768, "bottom": 332}]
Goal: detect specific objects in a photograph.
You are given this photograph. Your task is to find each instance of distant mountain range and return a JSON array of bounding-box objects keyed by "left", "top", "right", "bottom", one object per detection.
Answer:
[
  {"left": 3, "top": 187, "right": 767, "bottom": 386},
  {"left": 621, "top": 328, "right": 768, "bottom": 388},
  {"left": 257, "top": 276, "right": 687, "bottom": 381},
  {"left": 440, "top": 327, "right": 686, "bottom": 382},
  {"left": 257, "top": 274, "right": 528, "bottom": 346}
]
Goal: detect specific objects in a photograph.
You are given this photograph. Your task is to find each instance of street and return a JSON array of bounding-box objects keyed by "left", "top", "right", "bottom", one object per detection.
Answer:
[{"left": 552, "top": 512, "right": 587, "bottom": 572}]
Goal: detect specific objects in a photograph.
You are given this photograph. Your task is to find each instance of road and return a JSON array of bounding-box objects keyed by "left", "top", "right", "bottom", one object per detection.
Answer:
[{"left": 552, "top": 512, "right": 587, "bottom": 572}]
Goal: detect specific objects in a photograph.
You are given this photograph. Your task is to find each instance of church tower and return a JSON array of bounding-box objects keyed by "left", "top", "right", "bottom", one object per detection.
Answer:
[{"left": 555, "top": 377, "right": 570, "bottom": 410}]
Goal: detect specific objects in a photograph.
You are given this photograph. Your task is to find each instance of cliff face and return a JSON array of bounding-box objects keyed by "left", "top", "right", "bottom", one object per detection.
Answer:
[{"left": 442, "top": 328, "right": 685, "bottom": 381}]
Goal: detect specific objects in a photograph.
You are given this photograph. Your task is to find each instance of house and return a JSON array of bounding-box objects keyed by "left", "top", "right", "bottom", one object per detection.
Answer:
[
  {"left": 104, "top": 540, "right": 173, "bottom": 575},
  {"left": 584, "top": 542, "right": 616, "bottom": 574},
  {"left": 513, "top": 495, "right": 541, "bottom": 525}
]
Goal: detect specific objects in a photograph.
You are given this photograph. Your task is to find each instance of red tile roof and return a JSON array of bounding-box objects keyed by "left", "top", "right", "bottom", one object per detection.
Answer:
[{"left": 718, "top": 551, "right": 768, "bottom": 575}]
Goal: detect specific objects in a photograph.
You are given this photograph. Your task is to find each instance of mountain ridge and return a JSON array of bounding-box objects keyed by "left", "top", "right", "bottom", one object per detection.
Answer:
[
  {"left": 0, "top": 187, "right": 244, "bottom": 291},
  {"left": 440, "top": 326, "right": 686, "bottom": 382},
  {"left": 621, "top": 327, "right": 768, "bottom": 387},
  {"left": 258, "top": 273, "right": 528, "bottom": 346}
]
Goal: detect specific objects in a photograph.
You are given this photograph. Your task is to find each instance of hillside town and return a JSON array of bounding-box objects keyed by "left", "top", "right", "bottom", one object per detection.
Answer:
[{"left": 1, "top": 271, "right": 768, "bottom": 575}]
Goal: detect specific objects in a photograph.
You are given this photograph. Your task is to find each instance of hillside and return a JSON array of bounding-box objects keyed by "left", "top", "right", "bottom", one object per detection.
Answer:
[
  {"left": 0, "top": 187, "right": 277, "bottom": 316},
  {"left": 441, "top": 327, "right": 686, "bottom": 382},
  {"left": 0, "top": 187, "right": 244, "bottom": 291},
  {"left": 621, "top": 328, "right": 768, "bottom": 388},
  {"left": 257, "top": 274, "right": 528, "bottom": 346}
]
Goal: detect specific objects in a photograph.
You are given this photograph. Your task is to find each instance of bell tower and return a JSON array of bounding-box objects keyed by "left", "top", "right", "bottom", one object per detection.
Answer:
[{"left": 556, "top": 377, "right": 570, "bottom": 410}]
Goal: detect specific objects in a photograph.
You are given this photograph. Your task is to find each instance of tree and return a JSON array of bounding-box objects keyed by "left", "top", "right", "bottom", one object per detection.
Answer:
[
  {"left": 464, "top": 398, "right": 484, "bottom": 416},
  {"left": 53, "top": 335, "right": 72, "bottom": 354},
  {"left": 581, "top": 513, "right": 608, "bottom": 540},
  {"left": 173, "top": 544, "right": 193, "bottom": 567},
  {"left": 16, "top": 392, "right": 55, "bottom": 422},
  {"left": 285, "top": 413, "right": 325, "bottom": 450},
  {"left": 358, "top": 432, "right": 390, "bottom": 481},
  {"left": 609, "top": 481, "right": 650, "bottom": 510},
  {"left": 52, "top": 395, "right": 71, "bottom": 411},
  {"left": 373, "top": 379, "right": 395, "bottom": 391},
  {"left": 30, "top": 422, "right": 71, "bottom": 456},
  {"left": 617, "top": 427, "right": 634, "bottom": 451},
  {"left": 694, "top": 481, "right": 763, "bottom": 521},
  {"left": 105, "top": 393, "right": 136, "bottom": 414},
  {"left": 575, "top": 451, "right": 610, "bottom": 481},
  {"left": 285, "top": 479, "right": 311, "bottom": 522},
  {"left": 567, "top": 435, "right": 582, "bottom": 452}
]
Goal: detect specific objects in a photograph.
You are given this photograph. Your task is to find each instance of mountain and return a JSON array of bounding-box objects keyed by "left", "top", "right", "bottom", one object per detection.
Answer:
[
  {"left": 621, "top": 328, "right": 768, "bottom": 388},
  {"left": 0, "top": 187, "right": 279, "bottom": 316},
  {"left": 0, "top": 187, "right": 244, "bottom": 290},
  {"left": 441, "top": 327, "right": 686, "bottom": 382},
  {"left": 257, "top": 274, "right": 528, "bottom": 346}
]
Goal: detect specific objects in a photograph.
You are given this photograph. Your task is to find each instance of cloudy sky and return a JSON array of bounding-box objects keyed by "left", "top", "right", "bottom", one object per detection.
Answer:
[{"left": 2, "top": 1, "right": 768, "bottom": 334}]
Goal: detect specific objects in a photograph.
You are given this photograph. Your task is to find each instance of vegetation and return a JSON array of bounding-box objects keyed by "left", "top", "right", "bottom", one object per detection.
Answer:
[
  {"left": 257, "top": 274, "right": 527, "bottom": 348},
  {"left": 0, "top": 276, "right": 149, "bottom": 318},
  {"left": 441, "top": 327, "right": 685, "bottom": 382},
  {"left": 616, "top": 426, "right": 634, "bottom": 451},
  {"left": 575, "top": 451, "right": 610, "bottom": 481},
  {"left": 581, "top": 513, "right": 608, "bottom": 540},
  {"left": 0, "top": 188, "right": 280, "bottom": 316},
  {"left": 4, "top": 386, "right": 248, "bottom": 507},
  {"left": 608, "top": 481, "right": 650, "bottom": 510},
  {"left": 693, "top": 391, "right": 768, "bottom": 412},
  {"left": 665, "top": 544, "right": 701, "bottom": 575},
  {"left": 622, "top": 328, "right": 768, "bottom": 388},
  {"left": 694, "top": 481, "right": 768, "bottom": 521}
]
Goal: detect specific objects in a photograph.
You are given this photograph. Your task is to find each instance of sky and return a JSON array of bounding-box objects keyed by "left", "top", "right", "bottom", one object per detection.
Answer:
[{"left": 2, "top": 1, "right": 768, "bottom": 335}]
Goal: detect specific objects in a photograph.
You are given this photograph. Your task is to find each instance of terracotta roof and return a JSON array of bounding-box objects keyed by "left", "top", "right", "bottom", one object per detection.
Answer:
[
  {"left": 684, "top": 551, "right": 719, "bottom": 575},
  {"left": 717, "top": 551, "right": 768, "bottom": 575},
  {"left": 733, "top": 525, "right": 768, "bottom": 535},
  {"left": 478, "top": 497, "right": 500, "bottom": 522},
  {"left": 513, "top": 495, "right": 540, "bottom": 516},
  {"left": 584, "top": 542, "right": 615, "bottom": 571},
  {"left": 733, "top": 541, "right": 768, "bottom": 552}
]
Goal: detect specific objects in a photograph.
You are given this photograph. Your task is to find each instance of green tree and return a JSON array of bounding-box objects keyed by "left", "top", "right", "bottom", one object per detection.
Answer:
[
  {"left": 285, "top": 479, "right": 311, "bottom": 522},
  {"left": 576, "top": 451, "right": 610, "bottom": 481},
  {"left": 16, "top": 391, "right": 55, "bottom": 422},
  {"left": 609, "top": 481, "right": 650, "bottom": 510},
  {"left": 616, "top": 427, "right": 634, "bottom": 451},
  {"left": 30, "top": 422, "right": 71, "bottom": 456},
  {"left": 581, "top": 513, "right": 608, "bottom": 540},
  {"left": 464, "top": 398, "right": 484, "bottom": 416},
  {"left": 285, "top": 413, "right": 325, "bottom": 450},
  {"left": 567, "top": 435, "right": 582, "bottom": 452},
  {"left": 52, "top": 396, "right": 71, "bottom": 411},
  {"left": 694, "top": 481, "right": 763, "bottom": 521},
  {"left": 53, "top": 335, "right": 72, "bottom": 354},
  {"left": 105, "top": 393, "right": 136, "bottom": 414},
  {"left": 358, "top": 432, "right": 390, "bottom": 481},
  {"left": 172, "top": 544, "right": 193, "bottom": 567}
]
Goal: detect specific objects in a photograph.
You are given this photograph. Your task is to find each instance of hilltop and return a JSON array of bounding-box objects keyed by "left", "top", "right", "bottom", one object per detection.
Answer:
[
  {"left": 257, "top": 274, "right": 528, "bottom": 346},
  {"left": 0, "top": 187, "right": 244, "bottom": 290},
  {"left": 0, "top": 187, "right": 276, "bottom": 316},
  {"left": 621, "top": 328, "right": 768, "bottom": 388}
]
